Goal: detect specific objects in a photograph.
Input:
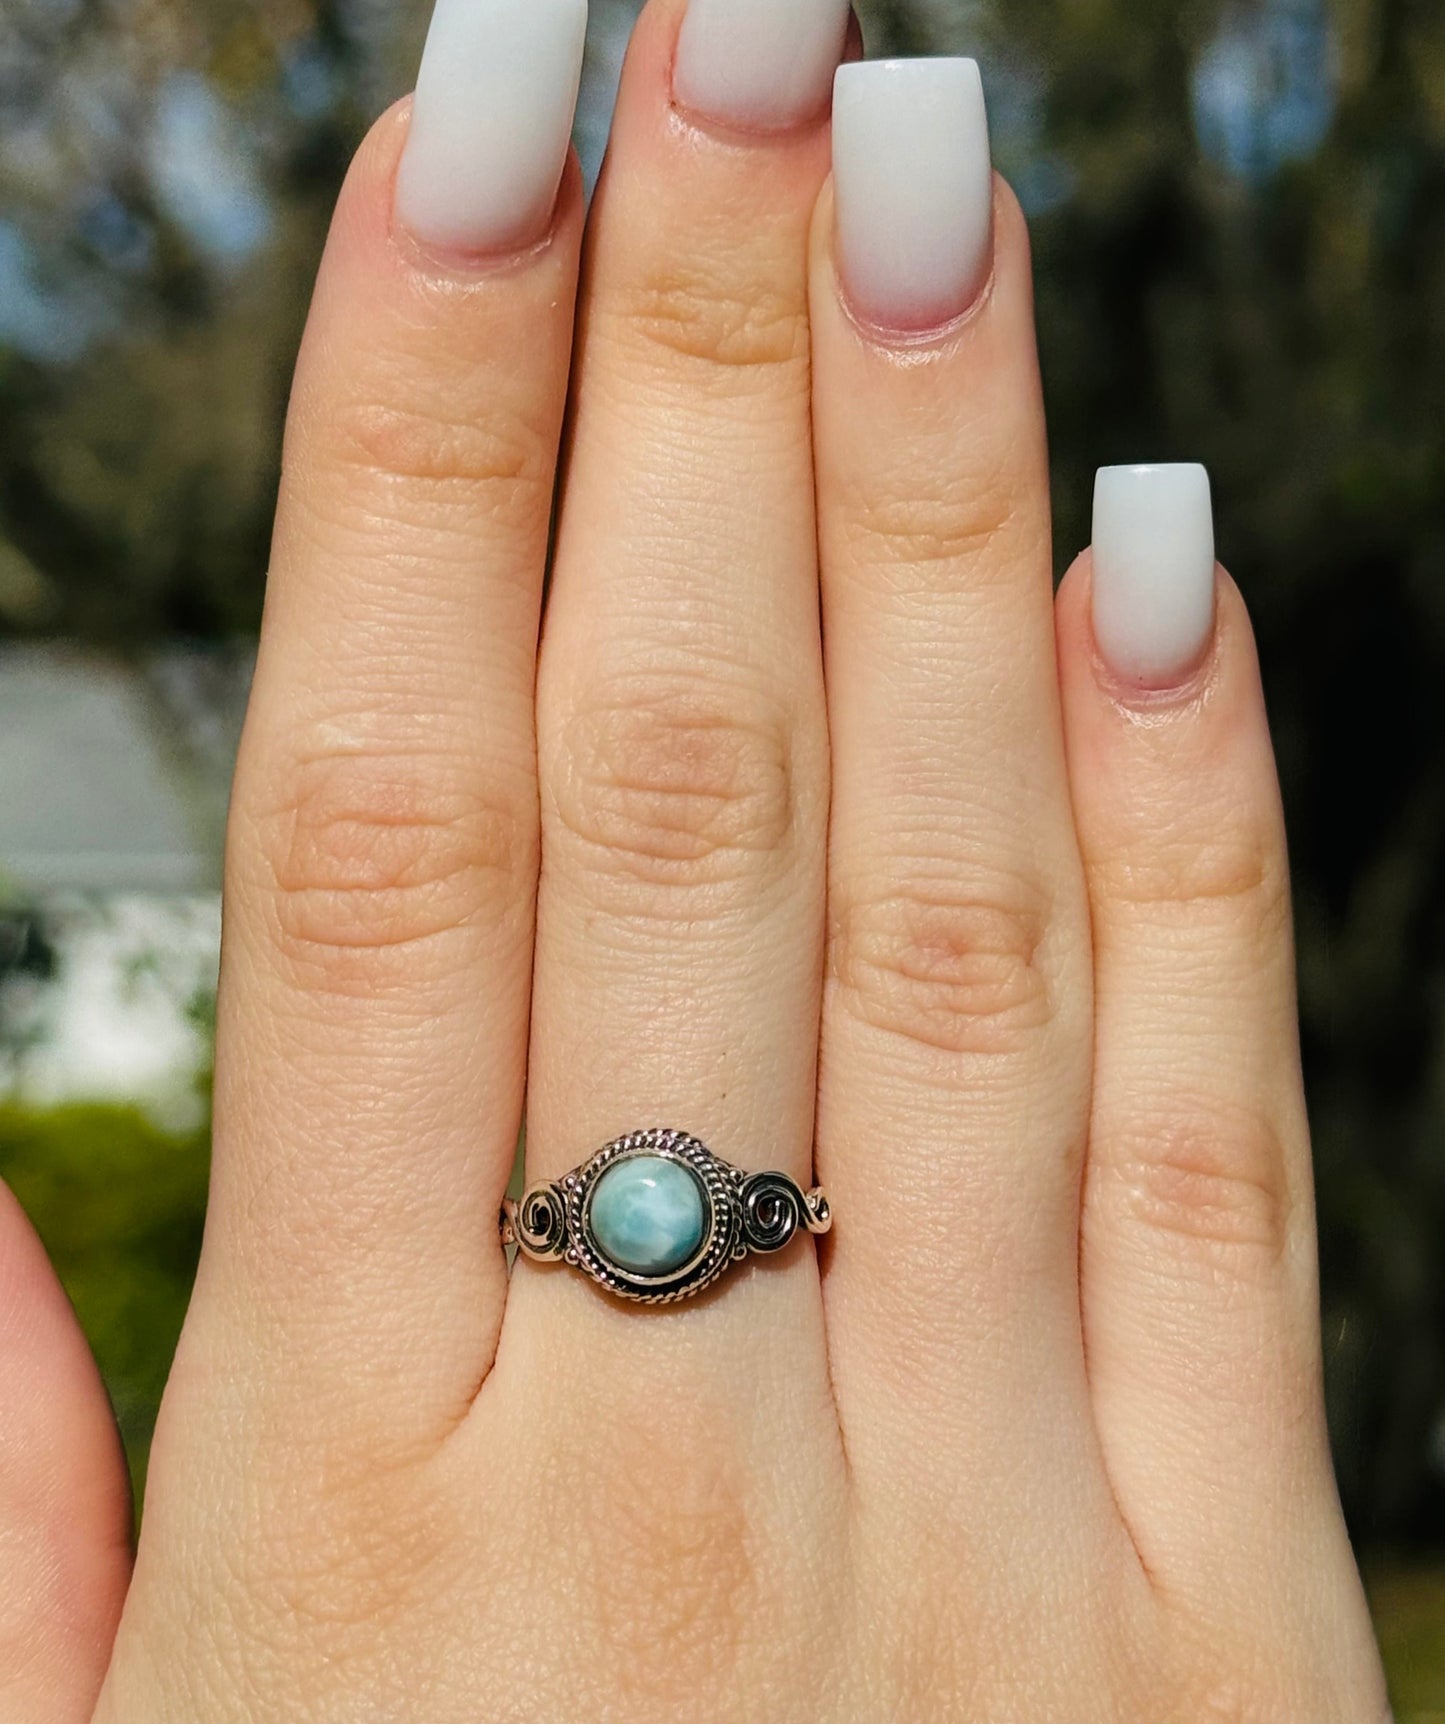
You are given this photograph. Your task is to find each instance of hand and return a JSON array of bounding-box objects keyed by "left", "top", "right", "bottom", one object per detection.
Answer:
[{"left": 3, "top": 1, "right": 1391, "bottom": 1719}]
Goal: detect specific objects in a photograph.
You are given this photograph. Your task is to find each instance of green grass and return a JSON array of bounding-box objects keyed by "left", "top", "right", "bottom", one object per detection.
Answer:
[{"left": 1370, "top": 1566, "right": 1445, "bottom": 1723}]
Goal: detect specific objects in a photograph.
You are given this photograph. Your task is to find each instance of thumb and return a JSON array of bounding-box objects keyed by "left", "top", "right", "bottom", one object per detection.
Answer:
[{"left": 0, "top": 1180, "right": 131, "bottom": 1722}]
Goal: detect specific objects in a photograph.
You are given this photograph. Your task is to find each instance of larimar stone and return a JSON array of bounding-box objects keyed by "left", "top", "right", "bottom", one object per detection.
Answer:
[{"left": 589, "top": 1156, "right": 707, "bottom": 1276}]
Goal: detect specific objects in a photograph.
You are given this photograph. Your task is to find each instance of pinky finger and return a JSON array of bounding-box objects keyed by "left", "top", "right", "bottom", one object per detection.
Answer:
[
  {"left": 1059, "top": 466, "right": 1385, "bottom": 1709},
  {"left": 0, "top": 1181, "right": 130, "bottom": 1722}
]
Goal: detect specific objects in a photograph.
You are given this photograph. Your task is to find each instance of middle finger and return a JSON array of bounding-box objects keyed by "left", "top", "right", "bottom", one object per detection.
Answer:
[
  {"left": 512, "top": 0, "right": 843, "bottom": 1361},
  {"left": 487, "top": 11, "right": 850, "bottom": 1677}
]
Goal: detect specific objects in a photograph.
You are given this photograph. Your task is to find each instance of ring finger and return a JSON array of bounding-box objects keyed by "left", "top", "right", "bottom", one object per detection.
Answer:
[{"left": 810, "top": 60, "right": 1114, "bottom": 1580}]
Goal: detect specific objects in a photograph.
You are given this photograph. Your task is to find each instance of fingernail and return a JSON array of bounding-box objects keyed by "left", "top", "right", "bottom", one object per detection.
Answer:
[
  {"left": 396, "top": 0, "right": 588, "bottom": 255},
  {"left": 675, "top": 0, "right": 852, "bottom": 131},
  {"left": 1092, "top": 464, "right": 1218, "bottom": 687},
  {"left": 832, "top": 58, "right": 993, "bottom": 334}
]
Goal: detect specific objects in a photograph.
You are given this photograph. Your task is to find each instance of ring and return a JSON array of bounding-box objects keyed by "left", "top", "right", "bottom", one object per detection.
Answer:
[{"left": 500, "top": 1127, "right": 831, "bottom": 1305}]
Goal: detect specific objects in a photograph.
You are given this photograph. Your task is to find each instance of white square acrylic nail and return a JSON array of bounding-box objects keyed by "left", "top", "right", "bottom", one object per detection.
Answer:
[
  {"left": 675, "top": 0, "right": 852, "bottom": 130},
  {"left": 396, "top": 0, "right": 588, "bottom": 254},
  {"left": 832, "top": 58, "right": 994, "bottom": 333},
  {"left": 1092, "top": 464, "right": 1218, "bottom": 686}
]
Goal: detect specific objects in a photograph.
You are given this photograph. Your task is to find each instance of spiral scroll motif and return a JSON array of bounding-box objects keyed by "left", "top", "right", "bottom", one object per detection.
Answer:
[
  {"left": 512, "top": 1181, "right": 568, "bottom": 1261},
  {"left": 739, "top": 1171, "right": 809, "bottom": 1254}
]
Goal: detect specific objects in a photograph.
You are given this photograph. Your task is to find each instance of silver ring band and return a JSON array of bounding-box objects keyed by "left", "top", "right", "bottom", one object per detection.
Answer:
[{"left": 500, "top": 1127, "right": 831, "bottom": 1305}]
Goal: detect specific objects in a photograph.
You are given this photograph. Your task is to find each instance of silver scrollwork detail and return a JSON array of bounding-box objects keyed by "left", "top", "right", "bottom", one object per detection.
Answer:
[
  {"left": 739, "top": 1171, "right": 805, "bottom": 1253},
  {"left": 738, "top": 1171, "right": 833, "bottom": 1254},
  {"left": 804, "top": 1188, "right": 831, "bottom": 1233},
  {"left": 503, "top": 1181, "right": 568, "bottom": 1261}
]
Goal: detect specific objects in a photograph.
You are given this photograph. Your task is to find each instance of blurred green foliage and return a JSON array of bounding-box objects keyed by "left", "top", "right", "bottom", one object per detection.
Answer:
[{"left": 0, "top": 1098, "right": 208, "bottom": 1499}]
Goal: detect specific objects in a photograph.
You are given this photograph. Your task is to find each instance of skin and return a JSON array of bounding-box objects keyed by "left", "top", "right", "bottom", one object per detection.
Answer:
[{"left": 0, "top": 3, "right": 1392, "bottom": 1719}]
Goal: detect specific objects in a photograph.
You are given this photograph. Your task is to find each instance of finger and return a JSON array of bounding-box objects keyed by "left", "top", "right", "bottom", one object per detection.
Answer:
[
  {"left": 208, "top": 0, "right": 585, "bottom": 1423},
  {"left": 490, "top": 4, "right": 849, "bottom": 1666},
  {"left": 514, "top": 0, "right": 841, "bottom": 1340},
  {"left": 1060, "top": 468, "right": 1379, "bottom": 1676},
  {"left": 810, "top": 61, "right": 1102, "bottom": 1518},
  {"left": 0, "top": 1183, "right": 129, "bottom": 1723}
]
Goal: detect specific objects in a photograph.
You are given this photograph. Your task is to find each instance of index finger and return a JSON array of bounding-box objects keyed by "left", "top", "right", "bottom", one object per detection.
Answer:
[{"left": 206, "top": 0, "right": 585, "bottom": 1429}]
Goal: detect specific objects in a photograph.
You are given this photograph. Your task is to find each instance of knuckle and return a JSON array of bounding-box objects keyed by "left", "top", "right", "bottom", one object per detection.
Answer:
[
  {"left": 843, "top": 466, "right": 1022, "bottom": 581},
  {"left": 246, "top": 1452, "right": 467, "bottom": 1659},
  {"left": 587, "top": 1445, "right": 754, "bottom": 1702},
  {"left": 828, "top": 868, "right": 1053, "bottom": 1056},
  {"left": 603, "top": 266, "right": 808, "bottom": 377},
  {"left": 308, "top": 385, "right": 552, "bottom": 529},
  {"left": 1094, "top": 822, "right": 1287, "bottom": 931},
  {"left": 547, "top": 679, "right": 797, "bottom": 897},
  {"left": 250, "top": 743, "right": 533, "bottom": 986},
  {"left": 517, "top": 1388, "right": 761, "bottom": 1708},
  {"left": 1099, "top": 1101, "right": 1294, "bottom": 1266}
]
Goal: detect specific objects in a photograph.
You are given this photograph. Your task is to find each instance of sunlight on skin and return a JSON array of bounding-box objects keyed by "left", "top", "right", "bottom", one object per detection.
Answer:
[{"left": 0, "top": 0, "right": 1407, "bottom": 1719}]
